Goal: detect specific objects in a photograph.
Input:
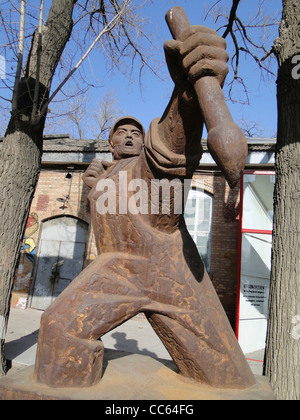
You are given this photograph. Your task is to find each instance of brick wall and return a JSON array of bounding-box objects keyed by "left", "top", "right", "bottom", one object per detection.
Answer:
[
  {"left": 190, "top": 173, "right": 240, "bottom": 327},
  {"left": 12, "top": 169, "right": 97, "bottom": 308},
  {"left": 209, "top": 175, "right": 240, "bottom": 327}
]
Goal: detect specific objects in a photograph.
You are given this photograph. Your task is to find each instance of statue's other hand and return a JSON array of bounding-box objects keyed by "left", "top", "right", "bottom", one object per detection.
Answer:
[{"left": 82, "top": 159, "right": 105, "bottom": 188}]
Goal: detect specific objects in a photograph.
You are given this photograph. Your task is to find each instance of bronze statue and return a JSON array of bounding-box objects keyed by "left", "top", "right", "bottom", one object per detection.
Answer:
[{"left": 34, "top": 7, "right": 254, "bottom": 389}]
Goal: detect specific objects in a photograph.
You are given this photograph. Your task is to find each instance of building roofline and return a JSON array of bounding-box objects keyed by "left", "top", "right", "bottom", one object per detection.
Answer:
[{"left": 0, "top": 134, "right": 276, "bottom": 154}]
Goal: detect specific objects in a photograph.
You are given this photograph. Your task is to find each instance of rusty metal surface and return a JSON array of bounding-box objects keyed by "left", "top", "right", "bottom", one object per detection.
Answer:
[{"left": 33, "top": 8, "right": 254, "bottom": 390}]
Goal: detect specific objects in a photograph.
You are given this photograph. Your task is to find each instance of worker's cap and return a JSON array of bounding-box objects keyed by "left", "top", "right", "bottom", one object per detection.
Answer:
[{"left": 109, "top": 116, "right": 145, "bottom": 144}]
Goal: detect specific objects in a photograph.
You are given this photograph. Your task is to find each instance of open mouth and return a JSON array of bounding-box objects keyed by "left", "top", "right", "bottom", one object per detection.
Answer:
[{"left": 125, "top": 140, "right": 133, "bottom": 147}]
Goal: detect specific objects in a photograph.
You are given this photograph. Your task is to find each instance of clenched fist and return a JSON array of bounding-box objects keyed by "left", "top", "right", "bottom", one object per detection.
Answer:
[
  {"left": 164, "top": 25, "right": 229, "bottom": 91},
  {"left": 82, "top": 159, "right": 106, "bottom": 188}
]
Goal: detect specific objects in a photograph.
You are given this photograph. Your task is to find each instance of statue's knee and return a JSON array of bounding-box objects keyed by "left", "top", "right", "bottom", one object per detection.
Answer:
[{"left": 38, "top": 305, "right": 63, "bottom": 341}]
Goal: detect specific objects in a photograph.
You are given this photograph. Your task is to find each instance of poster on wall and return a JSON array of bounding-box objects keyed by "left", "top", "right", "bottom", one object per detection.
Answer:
[{"left": 239, "top": 232, "right": 272, "bottom": 320}]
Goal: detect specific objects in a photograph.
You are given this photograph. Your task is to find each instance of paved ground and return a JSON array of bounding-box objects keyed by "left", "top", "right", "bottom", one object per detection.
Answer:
[{"left": 4, "top": 307, "right": 264, "bottom": 376}]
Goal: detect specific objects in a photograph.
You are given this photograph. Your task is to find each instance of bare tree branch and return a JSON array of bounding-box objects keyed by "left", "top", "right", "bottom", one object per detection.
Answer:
[
  {"left": 37, "top": 0, "right": 130, "bottom": 123},
  {"left": 206, "top": 0, "right": 279, "bottom": 104},
  {"left": 1, "top": 0, "right": 159, "bottom": 130},
  {"left": 12, "top": 0, "right": 25, "bottom": 112},
  {"left": 31, "top": 0, "right": 44, "bottom": 121},
  {"left": 222, "top": 0, "right": 240, "bottom": 39},
  {"left": 238, "top": 118, "right": 264, "bottom": 137},
  {"left": 92, "top": 90, "right": 122, "bottom": 139}
]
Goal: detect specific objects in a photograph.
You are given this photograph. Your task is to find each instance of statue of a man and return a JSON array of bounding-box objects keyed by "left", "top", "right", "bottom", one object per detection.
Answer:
[{"left": 34, "top": 23, "right": 255, "bottom": 389}]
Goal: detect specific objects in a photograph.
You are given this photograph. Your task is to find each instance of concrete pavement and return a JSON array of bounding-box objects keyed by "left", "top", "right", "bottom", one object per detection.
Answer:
[{"left": 4, "top": 307, "right": 264, "bottom": 376}]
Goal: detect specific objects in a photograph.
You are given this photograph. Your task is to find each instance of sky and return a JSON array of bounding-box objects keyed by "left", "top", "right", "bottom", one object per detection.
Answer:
[
  {"left": 0, "top": 0, "right": 282, "bottom": 139},
  {"left": 74, "top": 0, "right": 281, "bottom": 139}
]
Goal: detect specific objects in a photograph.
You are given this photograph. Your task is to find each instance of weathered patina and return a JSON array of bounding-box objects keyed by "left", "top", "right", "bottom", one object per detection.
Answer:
[{"left": 33, "top": 7, "right": 254, "bottom": 389}]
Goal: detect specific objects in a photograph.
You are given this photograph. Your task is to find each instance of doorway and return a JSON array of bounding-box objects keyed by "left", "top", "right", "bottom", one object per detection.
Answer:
[{"left": 30, "top": 216, "right": 88, "bottom": 310}]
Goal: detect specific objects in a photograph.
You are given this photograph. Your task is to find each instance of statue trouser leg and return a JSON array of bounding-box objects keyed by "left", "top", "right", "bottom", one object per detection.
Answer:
[
  {"left": 34, "top": 253, "right": 152, "bottom": 387},
  {"left": 145, "top": 269, "right": 256, "bottom": 389}
]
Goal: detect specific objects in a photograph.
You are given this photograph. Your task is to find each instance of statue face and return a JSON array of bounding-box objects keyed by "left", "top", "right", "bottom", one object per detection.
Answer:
[{"left": 111, "top": 123, "right": 144, "bottom": 160}]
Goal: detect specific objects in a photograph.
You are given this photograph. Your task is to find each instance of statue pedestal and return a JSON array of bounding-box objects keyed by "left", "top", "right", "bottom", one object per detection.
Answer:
[{"left": 0, "top": 350, "right": 274, "bottom": 400}]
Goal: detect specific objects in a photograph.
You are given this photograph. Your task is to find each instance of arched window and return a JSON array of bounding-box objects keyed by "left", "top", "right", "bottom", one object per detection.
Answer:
[{"left": 184, "top": 188, "right": 213, "bottom": 271}]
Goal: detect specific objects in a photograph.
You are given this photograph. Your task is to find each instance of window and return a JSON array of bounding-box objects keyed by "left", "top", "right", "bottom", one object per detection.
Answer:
[
  {"left": 184, "top": 188, "right": 213, "bottom": 271},
  {"left": 236, "top": 171, "right": 275, "bottom": 354}
]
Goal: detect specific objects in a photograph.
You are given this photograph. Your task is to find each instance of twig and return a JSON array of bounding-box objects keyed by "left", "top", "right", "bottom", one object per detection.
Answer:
[
  {"left": 12, "top": 0, "right": 25, "bottom": 112},
  {"left": 222, "top": 0, "right": 241, "bottom": 39},
  {"left": 37, "top": 0, "right": 130, "bottom": 123},
  {"left": 204, "top": 0, "right": 222, "bottom": 21},
  {"left": 31, "top": 0, "right": 44, "bottom": 122}
]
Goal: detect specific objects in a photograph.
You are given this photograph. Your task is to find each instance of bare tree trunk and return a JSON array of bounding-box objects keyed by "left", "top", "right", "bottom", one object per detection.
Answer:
[
  {"left": 264, "top": 0, "right": 300, "bottom": 400},
  {"left": 0, "top": 0, "right": 77, "bottom": 376},
  {"left": 0, "top": 124, "right": 43, "bottom": 374}
]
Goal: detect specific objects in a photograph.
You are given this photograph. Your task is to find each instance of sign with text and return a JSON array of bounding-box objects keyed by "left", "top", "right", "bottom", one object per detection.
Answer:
[{"left": 239, "top": 276, "right": 270, "bottom": 320}]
